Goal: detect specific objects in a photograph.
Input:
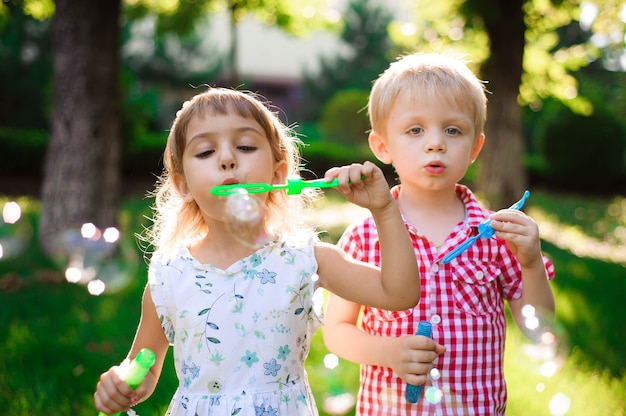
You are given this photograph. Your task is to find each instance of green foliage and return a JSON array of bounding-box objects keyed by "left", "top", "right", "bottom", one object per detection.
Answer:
[
  {"left": 0, "top": 128, "right": 47, "bottom": 175},
  {"left": 300, "top": 140, "right": 395, "bottom": 184},
  {"left": 317, "top": 89, "right": 370, "bottom": 145},
  {"left": 300, "top": 0, "right": 394, "bottom": 121},
  {"left": 531, "top": 103, "right": 625, "bottom": 193},
  {"left": 0, "top": 3, "right": 52, "bottom": 129}
]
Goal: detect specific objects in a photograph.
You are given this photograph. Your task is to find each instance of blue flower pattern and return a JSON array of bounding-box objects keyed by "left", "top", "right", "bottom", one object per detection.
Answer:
[{"left": 149, "top": 240, "right": 322, "bottom": 415}]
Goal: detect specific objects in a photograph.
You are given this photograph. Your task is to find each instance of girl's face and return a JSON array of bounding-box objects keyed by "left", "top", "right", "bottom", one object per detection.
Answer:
[
  {"left": 175, "top": 111, "right": 286, "bottom": 221},
  {"left": 369, "top": 88, "right": 484, "bottom": 193}
]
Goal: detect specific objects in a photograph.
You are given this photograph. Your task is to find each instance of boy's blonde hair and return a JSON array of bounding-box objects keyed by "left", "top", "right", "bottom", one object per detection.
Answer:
[
  {"left": 368, "top": 53, "right": 488, "bottom": 139},
  {"left": 145, "top": 87, "right": 315, "bottom": 252}
]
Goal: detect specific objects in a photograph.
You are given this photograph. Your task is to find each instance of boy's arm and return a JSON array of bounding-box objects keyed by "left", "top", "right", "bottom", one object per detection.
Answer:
[
  {"left": 507, "top": 260, "right": 555, "bottom": 330},
  {"left": 322, "top": 294, "right": 444, "bottom": 386},
  {"left": 490, "top": 210, "right": 555, "bottom": 329}
]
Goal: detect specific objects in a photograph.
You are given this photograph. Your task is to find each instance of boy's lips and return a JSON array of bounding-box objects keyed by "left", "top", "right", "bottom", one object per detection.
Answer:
[{"left": 424, "top": 160, "right": 445, "bottom": 174}]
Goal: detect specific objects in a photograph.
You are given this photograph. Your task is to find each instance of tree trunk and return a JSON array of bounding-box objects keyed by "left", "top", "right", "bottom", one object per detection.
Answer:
[
  {"left": 39, "top": 0, "right": 122, "bottom": 257},
  {"left": 474, "top": 0, "right": 527, "bottom": 208}
]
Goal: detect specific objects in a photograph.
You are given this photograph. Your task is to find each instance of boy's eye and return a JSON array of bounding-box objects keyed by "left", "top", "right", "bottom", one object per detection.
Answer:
[
  {"left": 445, "top": 127, "right": 461, "bottom": 136},
  {"left": 409, "top": 127, "right": 424, "bottom": 135}
]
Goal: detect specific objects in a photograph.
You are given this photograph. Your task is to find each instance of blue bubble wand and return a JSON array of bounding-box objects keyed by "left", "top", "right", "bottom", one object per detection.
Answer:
[
  {"left": 405, "top": 321, "right": 433, "bottom": 404},
  {"left": 441, "top": 190, "right": 530, "bottom": 264}
]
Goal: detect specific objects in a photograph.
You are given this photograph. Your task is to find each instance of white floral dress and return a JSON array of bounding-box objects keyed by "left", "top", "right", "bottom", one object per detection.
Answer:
[{"left": 148, "top": 237, "right": 323, "bottom": 416}]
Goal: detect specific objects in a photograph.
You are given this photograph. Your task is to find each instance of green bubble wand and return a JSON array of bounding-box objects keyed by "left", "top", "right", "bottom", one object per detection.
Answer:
[
  {"left": 211, "top": 176, "right": 341, "bottom": 196},
  {"left": 98, "top": 348, "right": 156, "bottom": 416}
]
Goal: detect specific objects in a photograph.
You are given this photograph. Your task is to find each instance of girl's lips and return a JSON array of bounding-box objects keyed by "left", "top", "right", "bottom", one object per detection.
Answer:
[{"left": 221, "top": 178, "right": 239, "bottom": 186}]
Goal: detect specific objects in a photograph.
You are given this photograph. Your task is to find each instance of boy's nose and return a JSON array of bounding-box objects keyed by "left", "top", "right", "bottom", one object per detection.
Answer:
[{"left": 425, "top": 141, "right": 446, "bottom": 152}]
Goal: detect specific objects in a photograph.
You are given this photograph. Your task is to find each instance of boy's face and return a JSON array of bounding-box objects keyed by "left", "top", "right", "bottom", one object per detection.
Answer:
[{"left": 369, "top": 89, "right": 484, "bottom": 192}]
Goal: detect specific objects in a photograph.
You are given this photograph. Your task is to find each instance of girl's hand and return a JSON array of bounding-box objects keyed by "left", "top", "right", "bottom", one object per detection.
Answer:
[
  {"left": 324, "top": 161, "right": 392, "bottom": 212},
  {"left": 94, "top": 363, "right": 142, "bottom": 414},
  {"left": 490, "top": 210, "right": 543, "bottom": 268}
]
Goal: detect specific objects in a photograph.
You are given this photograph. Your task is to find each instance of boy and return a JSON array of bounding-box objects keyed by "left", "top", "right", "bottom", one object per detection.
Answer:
[{"left": 322, "top": 53, "right": 555, "bottom": 415}]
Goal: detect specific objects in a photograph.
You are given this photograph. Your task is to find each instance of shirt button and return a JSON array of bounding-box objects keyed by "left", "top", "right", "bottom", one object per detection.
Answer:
[
  {"left": 476, "top": 271, "right": 484, "bottom": 280},
  {"left": 430, "top": 315, "right": 441, "bottom": 325},
  {"left": 432, "top": 263, "right": 439, "bottom": 273}
]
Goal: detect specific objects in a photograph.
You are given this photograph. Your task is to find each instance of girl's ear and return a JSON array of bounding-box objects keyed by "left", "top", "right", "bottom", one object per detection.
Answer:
[
  {"left": 272, "top": 160, "right": 288, "bottom": 184},
  {"left": 368, "top": 130, "right": 393, "bottom": 164},
  {"left": 173, "top": 172, "right": 194, "bottom": 202},
  {"left": 470, "top": 133, "right": 485, "bottom": 164}
]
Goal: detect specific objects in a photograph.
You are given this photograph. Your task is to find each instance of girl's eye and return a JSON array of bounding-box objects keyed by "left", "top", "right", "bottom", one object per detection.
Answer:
[
  {"left": 195, "top": 150, "right": 214, "bottom": 158},
  {"left": 238, "top": 145, "right": 257, "bottom": 152}
]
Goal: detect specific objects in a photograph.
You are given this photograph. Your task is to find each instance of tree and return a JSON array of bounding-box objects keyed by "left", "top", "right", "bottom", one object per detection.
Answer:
[{"left": 39, "top": 0, "right": 122, "bottom": 257}]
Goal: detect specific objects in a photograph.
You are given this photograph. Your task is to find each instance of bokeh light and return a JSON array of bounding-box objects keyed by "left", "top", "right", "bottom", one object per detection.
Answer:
[{"left": 0, "top": 200, "right": 33, "bottom": 260}]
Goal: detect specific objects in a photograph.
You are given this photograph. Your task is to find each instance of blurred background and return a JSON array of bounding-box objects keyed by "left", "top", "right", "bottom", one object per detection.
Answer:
[{"left": 0, "top": 0, "right": 624, "bottom": 415}]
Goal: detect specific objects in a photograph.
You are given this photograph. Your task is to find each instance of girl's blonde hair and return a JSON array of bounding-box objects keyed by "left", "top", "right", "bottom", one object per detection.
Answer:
[
  {"left": 368, "top": 53, "right": 488, "bottom": 139},
  {"left": 144, "top": 87, "right": 316, "bottom": 252}
]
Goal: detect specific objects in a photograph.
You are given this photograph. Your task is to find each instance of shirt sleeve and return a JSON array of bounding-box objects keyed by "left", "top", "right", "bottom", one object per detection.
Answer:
[
  {"left": 499, "top": 241, "right": 556, "bottom": 301},
  {"left": 148, "top": 251, "right": 176, "bottom": 344}
]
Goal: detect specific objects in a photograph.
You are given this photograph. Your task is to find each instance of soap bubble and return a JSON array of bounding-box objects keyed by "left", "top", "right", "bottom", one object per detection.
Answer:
[
  {"left": 54, "top": 222, "right": 138, "bottom": 295},
  {"left": 223, "top": 188, "right": 272, "bottom": 248},
  {"left": 519, "top": 305, "right": 569, "bottom": 378},
  {"left": 0, "top": 200, "right": 33, "bottom": 260}
]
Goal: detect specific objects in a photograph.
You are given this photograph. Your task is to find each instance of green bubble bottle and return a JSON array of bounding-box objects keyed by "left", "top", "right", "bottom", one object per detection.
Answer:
[{"left": 98, "top": 348, "right": 156, "bottom": 416}]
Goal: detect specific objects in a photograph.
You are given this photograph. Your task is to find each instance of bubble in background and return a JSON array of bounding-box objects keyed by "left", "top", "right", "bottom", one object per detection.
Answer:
[
  {"left": 55, "top": 222, "right": 138, "bottom": 295},
  {"left": 519, "top": 304, "right": 570, "bottom": 378},
  {"left": 223, "top": 188, "right": 272, "bottom": 248},
  {"left": 519, "top": 304, "right": 572, "bottom": 415},
  {"left": 0, "top": 200, "right": 33, "bottom": 260}
]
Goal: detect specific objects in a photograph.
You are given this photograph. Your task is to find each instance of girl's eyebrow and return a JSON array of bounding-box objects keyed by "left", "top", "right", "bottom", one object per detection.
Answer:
[{"left": 188, "top": 126, "right": 264, "bottom": 143}]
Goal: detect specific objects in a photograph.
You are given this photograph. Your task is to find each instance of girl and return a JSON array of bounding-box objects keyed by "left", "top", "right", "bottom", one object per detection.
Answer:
[{"left": 94, "top": 87, "right": 421, "bottom": 416}]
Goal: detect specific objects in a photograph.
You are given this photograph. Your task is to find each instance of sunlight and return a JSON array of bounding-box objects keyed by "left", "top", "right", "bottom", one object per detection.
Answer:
[{"left": 528, "top": 206, "right": 626, "bottom": 266}]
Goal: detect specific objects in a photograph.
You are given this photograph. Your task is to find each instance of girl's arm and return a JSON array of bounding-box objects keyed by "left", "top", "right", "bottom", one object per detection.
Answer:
[
  {"left": 315, "top": 161, "right": 420, "bottom": 310},
  {"left": 94, "top": 285, "right": 169, "bottom": 414}
]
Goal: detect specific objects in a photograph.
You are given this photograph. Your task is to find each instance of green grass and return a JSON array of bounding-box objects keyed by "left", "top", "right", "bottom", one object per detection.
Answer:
[{"left": 0, "top": 190, "right": 624, "bottom": 415}]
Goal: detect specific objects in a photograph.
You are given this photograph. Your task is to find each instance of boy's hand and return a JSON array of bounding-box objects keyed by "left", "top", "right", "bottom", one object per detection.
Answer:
[
  {"left": 387, "top": 334, "right": 446, "bottom": 386},
  {"left": 324, "top": 161, "right": 392, "bottom": 211},
  {"left": 490, "top": 210, "right": 543, "bottom": 268}
]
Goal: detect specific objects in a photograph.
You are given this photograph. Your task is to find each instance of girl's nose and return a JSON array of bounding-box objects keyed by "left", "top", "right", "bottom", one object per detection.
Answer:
[{"left": 219, "top": 150, "right": 237, "bottom": 170}]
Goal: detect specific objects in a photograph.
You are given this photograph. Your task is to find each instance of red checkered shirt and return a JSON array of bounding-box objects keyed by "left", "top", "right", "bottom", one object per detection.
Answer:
[{"left": 337, "top": 184, "right": 555, "bottom": 416}]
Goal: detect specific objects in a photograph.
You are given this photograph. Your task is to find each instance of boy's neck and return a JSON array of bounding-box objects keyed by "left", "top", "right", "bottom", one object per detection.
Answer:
[{"left": 397, "top": 187, "right": 466, "bottom": 247}]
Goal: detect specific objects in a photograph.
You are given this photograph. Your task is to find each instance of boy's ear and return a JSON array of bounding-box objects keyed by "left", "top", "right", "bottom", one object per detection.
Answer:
[
  {"left": 470, "top": 133, "right": 485, "bottom": 164},
  {"left": 173, "top": 173, "right": 194, "bottom": 202},
  {"left": 368, "top": 131, "right": 393, "bottom": 164}
]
